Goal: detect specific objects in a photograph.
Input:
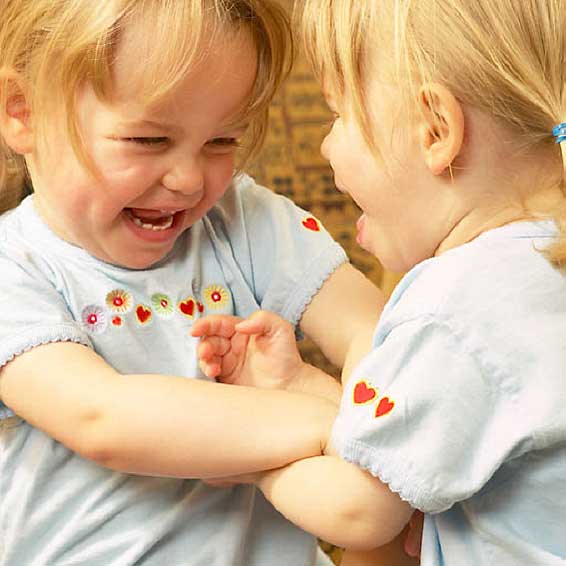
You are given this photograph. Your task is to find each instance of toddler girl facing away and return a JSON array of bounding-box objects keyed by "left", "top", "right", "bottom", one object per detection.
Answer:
[
  {"left": 0, "top": 1, "right": 384, "bottom": 565},
  {"left": 194, "top": 0, "right": 566, "bottom": 564}
]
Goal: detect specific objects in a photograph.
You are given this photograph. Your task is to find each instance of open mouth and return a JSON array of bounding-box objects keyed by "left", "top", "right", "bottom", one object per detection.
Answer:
[{"left": 125, "top": 208, "right": 180, "bottom": 231}]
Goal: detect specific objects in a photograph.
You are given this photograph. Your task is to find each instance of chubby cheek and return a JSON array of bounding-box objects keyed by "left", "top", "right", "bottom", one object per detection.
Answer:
[{"left": 183, "top": 157, "right": 235, "bottom": 226}]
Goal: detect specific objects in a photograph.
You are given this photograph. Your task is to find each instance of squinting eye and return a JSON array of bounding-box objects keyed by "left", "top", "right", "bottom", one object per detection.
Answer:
[
  {"left": 207, "top": 137, "right": 241, "bottom": 148},
  {"left": 123, "top": 137, "right": 168, "bottom": 146}
]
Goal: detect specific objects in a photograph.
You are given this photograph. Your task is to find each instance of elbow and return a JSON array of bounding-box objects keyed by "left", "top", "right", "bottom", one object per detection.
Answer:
[
  {"left": 66, "top": 408, "right": 120, "bottom": 469},
  {"left": 324, "top": 504, "right": 407, "bottom": 551},
  {"left": 320, "top": 489, "right": 413, "bottom": 551}
]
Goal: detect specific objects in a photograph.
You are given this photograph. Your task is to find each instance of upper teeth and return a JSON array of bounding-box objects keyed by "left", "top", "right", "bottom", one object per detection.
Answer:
[{"left": 128, "top": 210, "right": 174, "bottom": 231}]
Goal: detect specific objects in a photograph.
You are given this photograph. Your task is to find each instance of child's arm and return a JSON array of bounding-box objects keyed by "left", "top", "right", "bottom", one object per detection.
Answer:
[
  {"left": 213, "top": 455, "right": 413, "bottom": 551},
  {"left": 299, "top": 263, "right": 385, "bottom": 384},
  {"left": 0, "top": 341, "right": 336, "bottom": 478}
]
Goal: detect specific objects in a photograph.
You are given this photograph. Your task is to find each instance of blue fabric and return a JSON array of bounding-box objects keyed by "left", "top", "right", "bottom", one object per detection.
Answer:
[
  {"left": 332, "top": 221, "right": 566, "bottom": 565},
  {"left": 0, "top": 174, "right": 341, "bottom": 566}
]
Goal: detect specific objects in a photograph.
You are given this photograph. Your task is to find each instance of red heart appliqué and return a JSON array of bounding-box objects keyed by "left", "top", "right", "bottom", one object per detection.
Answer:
[
  {"left": 302, "top": 217, "right": 320, "bottom": 232},
  {"left": 375, "top": 396, "right": 395, "bottom": 418},
  {"left": 197, "top": 302, "right": 204, "bottom": 313},
  {"left": 136, "top": 305, "right": 152, "bottom": 325},
  {"left": 179, "top": 298, "right": 195, "bottom": 318},
  {"left": 353, "top": 381, "right": 378, "bottom": 404}
]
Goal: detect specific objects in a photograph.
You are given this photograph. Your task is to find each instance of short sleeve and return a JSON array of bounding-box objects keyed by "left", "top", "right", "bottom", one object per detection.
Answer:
[
  {"left": 0, "top": 254, "right": 91, "bottom": 370},
  {"left": 332, "top": 316, "right": 529, "bottom": 513},
  {"left": 205, "top": 176, "right": 348, "bottom": 324}
]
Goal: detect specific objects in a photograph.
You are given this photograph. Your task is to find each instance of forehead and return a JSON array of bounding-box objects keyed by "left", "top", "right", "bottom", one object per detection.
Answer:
[{"left": 108, "top": 24, "right": 258, "bottom": 123}]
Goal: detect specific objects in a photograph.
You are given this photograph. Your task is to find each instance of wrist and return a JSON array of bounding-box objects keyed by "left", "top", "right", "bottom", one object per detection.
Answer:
[
  {"left": 287, "top": 363, "right": 342, "bottom": 406},
  {"left": 285, "top": 361, "right": 315, "bottom": 393}
]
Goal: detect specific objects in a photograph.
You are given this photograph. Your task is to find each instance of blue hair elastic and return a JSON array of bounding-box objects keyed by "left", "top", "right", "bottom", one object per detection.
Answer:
[{"left": 553, "top": 123, "right": 566, "bottom": 144}]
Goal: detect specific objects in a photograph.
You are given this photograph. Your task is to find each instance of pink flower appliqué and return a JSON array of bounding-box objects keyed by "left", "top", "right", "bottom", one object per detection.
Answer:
[{"left": 81, "top": 305, "right": 108, "bottom": 335}]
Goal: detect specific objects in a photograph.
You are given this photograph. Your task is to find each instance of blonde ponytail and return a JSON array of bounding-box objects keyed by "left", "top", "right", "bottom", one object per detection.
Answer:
[{"left": 543, "top": 130, "right": 566, "bottom": 269}]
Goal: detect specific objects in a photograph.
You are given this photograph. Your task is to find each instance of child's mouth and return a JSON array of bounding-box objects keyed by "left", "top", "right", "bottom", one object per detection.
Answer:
[{"left": 125, "top": 208, "right": 177, "bottom": 231}]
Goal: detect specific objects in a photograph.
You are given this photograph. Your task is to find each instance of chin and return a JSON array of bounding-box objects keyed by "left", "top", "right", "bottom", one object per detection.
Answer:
[
  {"left": 121, "top": 254, "right": 170, "bottom": 270},
  {"left": 97, "top": 248, "right": 172, "bottom": 270}
]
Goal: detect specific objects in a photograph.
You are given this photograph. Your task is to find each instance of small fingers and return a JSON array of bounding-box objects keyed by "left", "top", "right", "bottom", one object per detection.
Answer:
[
  {"left": 197, "top": 336, "right": 232, "bottom": 360},
  {"left": 404, "top": 511, "right": 424, "bottom": 558},
  {"left": 191, "top": 315, "right": 242, "bottom": 338},
  {"left": 199, "top": 359, "right": 222, "bottom": 379},
  {"left": 235, "top": 310, "right": 291, "bottom": 336}
]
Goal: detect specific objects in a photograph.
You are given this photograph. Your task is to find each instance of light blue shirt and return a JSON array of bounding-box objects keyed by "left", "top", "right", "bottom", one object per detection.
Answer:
[
  {"left": 332, "top": 221, "right": 566, "bottom": 565},
  {"left": 0, "top": 175, "right": 341, "bottom": 566}
]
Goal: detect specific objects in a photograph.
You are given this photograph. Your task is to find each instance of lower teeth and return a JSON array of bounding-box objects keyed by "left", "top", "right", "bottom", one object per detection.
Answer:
[{"left": 128, "top": 211, "right": 174, "bottom": 231}]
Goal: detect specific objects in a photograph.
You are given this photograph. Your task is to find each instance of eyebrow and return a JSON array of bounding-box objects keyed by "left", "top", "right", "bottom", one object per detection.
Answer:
[
  {"left": 121, "top": 119, "right": 182, "bottom": 132},
  {"left": 120, "top": 118, "right": 251, "bottom": 134}
]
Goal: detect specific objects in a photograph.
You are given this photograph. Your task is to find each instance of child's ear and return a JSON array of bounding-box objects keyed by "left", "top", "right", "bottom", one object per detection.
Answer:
[
  {"left": 0, "top": 70, "right": 34, "bottom": 155},
  {"left": 416, "top": 83, "right": 464, "bottom": 176}
]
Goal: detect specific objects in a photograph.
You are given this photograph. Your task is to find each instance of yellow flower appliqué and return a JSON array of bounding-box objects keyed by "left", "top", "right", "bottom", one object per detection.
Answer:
[
  {"left": 203, "top": 284, "right": 230, "bottom": 310},
  {"left": 106, "top": 289, "right": 133, "bottom": 313}
]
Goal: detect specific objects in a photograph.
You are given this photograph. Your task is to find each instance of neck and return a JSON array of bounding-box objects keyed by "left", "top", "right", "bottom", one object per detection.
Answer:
[{"left": 434, "top": 146, "right": 565, "bottom": 257}]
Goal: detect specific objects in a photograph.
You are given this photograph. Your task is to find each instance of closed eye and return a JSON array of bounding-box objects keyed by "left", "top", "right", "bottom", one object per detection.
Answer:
[
  {"left": 207, "top": 137, "right": 241, "bottom": 148},
  {"left": 123, "top": 137, "right": 169, "bottom": 146}
]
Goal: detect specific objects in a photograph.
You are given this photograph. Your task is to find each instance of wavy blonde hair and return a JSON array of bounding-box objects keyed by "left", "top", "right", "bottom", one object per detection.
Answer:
[
  {"left": 0, "top": 0, "right": 292, "bottom": 215},
  {"left": 300, "top": 0, "right": 566, "bottom": 268}
]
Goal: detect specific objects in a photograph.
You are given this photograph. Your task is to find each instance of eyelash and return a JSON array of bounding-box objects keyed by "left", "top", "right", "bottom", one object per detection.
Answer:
[
  {"left": 124, "top": 137, "right": 168, "bottom": 146},
  {"left": 207, "top": 137, "right": 241, "bottom": 148},
  {"left": 122, "top": 137, "right": 241, "bottom": 148}
]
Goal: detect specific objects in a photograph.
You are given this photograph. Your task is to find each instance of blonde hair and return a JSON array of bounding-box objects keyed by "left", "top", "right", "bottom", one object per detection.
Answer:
[
  {"left": 0, "top": 0, "right": 292, "bottom": 215},
  {"left": 301, "top": 0, "right": 566, "bottom": 268}
]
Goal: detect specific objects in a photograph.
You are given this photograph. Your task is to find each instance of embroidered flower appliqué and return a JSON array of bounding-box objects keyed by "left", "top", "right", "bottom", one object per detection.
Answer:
[
  {"left": 82, "top": 305, "right": 108, "bottom": 334},
  {"left": 203, "top": 285, "right": 230, "bottom": 310},
  {"left": 106, "top": 289, "right": 133, "bottom": 313},
  {"left": 151, "top": 293, "right": 174, "bottom": 317}
]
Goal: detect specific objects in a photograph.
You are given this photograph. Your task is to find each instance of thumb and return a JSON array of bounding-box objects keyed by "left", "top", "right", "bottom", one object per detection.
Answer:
[{"left": 235, "top": 310, "right": 284, "bottom": 336}]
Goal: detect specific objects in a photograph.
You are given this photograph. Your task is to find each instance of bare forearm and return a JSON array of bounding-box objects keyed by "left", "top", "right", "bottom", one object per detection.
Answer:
[
  {"left": 256, "top": 455, "right": 413, "bottom": 550},
  {"left": 0, "top": 343, "right": 336, "bottom": 480},
  {"left": 89, "top": 375, "right": 336, "bottom": 478},
  {"left": 341, "top": 323, "right": 377, "bottom": 385},
  {"left": 301, "top": 263, "right": 384, "bottom": 369}
]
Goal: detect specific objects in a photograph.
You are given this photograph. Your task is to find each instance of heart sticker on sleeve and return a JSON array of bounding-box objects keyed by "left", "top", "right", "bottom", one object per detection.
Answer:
[
  {"left": 375, "top": 397, "right": 395, "bottom": 418},
  {"left": 302, "top": 217, "right": 320, "bottom": 232},
  {"left": 353, "top": 380, "right": 378, "bottom": 404}
]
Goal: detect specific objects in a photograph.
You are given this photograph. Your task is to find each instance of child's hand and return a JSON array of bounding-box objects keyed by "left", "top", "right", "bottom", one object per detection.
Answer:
[
  {"left": 191, "top": 310, "right": 304, "bottom": 390},
  {"left": 191, "top": 315, "right": 249, "bottom": 381},
  {"left": 404, "top": 511, "right": 424, "bottom": 558}
]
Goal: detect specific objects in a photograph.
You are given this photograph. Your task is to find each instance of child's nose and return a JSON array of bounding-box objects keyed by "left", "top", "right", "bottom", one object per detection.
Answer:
[{"left": 162, "top": 157, "right": 204, "bottom": 195}]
